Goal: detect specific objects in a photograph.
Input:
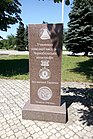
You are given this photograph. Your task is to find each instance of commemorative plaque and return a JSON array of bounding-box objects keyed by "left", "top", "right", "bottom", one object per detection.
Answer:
[{"left": 22, "top": 24, "right": 67, "bottom": 123}]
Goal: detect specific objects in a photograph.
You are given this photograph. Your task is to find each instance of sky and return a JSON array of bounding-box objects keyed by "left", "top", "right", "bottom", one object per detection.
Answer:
[{"left": 0, "top": 0, "right": 73, "bottom": 39}]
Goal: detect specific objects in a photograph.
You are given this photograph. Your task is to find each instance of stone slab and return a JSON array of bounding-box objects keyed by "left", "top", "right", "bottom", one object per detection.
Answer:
[
  {"left": 28, "top": 24, "right": 63, "bottom": 106},
  {"left": 22, "top": 100, "right": 67, "bottom": 123}
]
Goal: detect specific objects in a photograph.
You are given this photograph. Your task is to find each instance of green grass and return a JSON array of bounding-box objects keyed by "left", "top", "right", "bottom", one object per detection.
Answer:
[
  {"left": 0, "top": 55, "right": 29, "bottom": 80},
  {"left": 0, "top": 54, "right": 93, "bottom": 82},
  {"left": 62, "top": 55, "right": 93, "bottom": 82}
]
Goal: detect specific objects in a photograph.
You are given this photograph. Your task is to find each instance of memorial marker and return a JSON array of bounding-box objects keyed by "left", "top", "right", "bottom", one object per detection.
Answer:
[{"left": 22, "top": 24, "right": 67, "bottom": 123}]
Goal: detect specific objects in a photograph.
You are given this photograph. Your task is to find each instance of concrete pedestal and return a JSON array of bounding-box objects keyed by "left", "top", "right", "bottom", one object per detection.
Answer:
[{"left": 22, "top": 101, "right": 67, "bottom": 123}]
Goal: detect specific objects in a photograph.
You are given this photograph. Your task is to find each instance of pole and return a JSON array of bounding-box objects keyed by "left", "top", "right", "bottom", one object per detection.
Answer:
[{"left": 62, "top": 0, "right": 64, "bottom": 23}]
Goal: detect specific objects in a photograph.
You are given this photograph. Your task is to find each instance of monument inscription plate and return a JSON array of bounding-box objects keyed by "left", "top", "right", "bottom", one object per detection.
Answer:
[{"left": 29, "top": 24, "right": 63, "bottom": 106}]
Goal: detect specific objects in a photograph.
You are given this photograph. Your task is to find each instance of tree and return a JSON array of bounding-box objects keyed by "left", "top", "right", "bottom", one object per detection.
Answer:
[
  {"left": 7, "top": 34, "right": 16, "bottom": 49},
  {"left": 0, "top": 37, "right": 3, "bottom": 48},
  {"left": 53, "top": 0, "right": 70, "bottom": 5},
  {"left": 24, "top": 25, "right": 28, "bottom": 50},
  {"left": 0, "top": 34, "right": 16, "bottom": 49},
  {"left": 65, "top": 0, "right": 93, "bottom": 56},
  {"left": 41, "top": 0, "right": 70, "bottom": 5},
  {"left": 0, "top": 39, "right": 8, "bottom": 49},
  {"left": 0, "top": 0, "right": 22, "bottom": 33},
  {"left": 16, "top": 22, "right": 26, "bottom": 51}
]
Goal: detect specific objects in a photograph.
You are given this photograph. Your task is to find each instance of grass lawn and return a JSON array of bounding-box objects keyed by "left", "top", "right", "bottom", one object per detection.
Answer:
[
  {"left": 62, "top": 55, "right": 93, "bottom": 82},
  {"left": 0, "top": 54, "right": 93, "bottom": 82},
  {"left": 0, "top": 55, "right": 29, "bottom": 80}
]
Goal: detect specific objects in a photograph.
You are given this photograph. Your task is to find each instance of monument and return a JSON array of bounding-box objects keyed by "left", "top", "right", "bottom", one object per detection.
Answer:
[{"left": 22, "top": 24, "right": 67, "bottom": 123}]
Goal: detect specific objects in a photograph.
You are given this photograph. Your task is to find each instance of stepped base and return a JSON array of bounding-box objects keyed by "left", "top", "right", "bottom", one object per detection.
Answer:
[{"left": 22, "top": 101, "right": 67, "bottom": 123}]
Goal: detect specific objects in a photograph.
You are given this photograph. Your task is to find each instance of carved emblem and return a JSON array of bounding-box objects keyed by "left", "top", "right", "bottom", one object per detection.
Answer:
[
  {"left": 38, "top": 86, "right": 52, "bottom": 101},
  {"left": 39, "top": 67, "right": 51, "bottom": 80},
  {"left": 40, "top": 28, "right": 50, "bottom": 40}
]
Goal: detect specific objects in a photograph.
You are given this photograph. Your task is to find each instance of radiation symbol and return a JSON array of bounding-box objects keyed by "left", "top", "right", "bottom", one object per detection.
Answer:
[
  {"left": 39, "top": 68, "right": 51, "bottom": 80},
  {"left": 40, "top": 28, "right": 50, "bottom": 40}
]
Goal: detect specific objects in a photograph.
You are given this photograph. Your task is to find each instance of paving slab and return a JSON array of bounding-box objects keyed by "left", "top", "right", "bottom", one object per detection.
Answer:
[{"left": 0, "top": 79, "right": 93, "bottom": 139}]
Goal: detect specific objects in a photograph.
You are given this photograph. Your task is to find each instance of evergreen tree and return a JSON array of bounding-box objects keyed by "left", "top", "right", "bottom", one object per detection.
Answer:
[
  {"left": 16, "top": 22, "right": 26, "bottom": 51},
  {"left": 24, "top": 25, "right": 28, "bottom": 50},
  {"left": 65, "top": 0, "right": 93, "bottom": 56}
]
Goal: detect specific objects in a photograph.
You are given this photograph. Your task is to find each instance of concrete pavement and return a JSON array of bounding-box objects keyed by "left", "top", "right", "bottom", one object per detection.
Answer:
[
  {"left": 0, "top": 49, "right": 72, "bottom": 55},
  {"left": 0, "top": 79, "right": 93, "bottom": 139},
  {"left": 0, "top": 49, "right": 92, "bottom": 56},
  {"left": 0, "top": 50, "right": 29, "bottom": 55}
]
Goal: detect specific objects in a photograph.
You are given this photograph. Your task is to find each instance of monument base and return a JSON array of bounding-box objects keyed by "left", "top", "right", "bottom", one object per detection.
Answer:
[{"left": 22, "top": 101, "right": 67, "bottom": 123}]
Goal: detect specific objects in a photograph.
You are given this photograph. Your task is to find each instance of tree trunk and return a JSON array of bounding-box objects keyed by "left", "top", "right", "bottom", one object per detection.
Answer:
[{"left": 84, "top": 51, "right": 88, "bottom": 56}]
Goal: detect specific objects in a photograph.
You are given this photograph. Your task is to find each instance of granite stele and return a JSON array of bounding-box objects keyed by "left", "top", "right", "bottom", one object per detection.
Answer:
[{"left": 22, "top": 24, "right": 67, "bottom": 123}]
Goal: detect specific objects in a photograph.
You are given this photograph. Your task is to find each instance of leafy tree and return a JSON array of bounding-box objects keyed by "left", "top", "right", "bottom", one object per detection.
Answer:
[
  {"left": 0, "top": 37, "right": 3, "bottom": 48},
  {"left": 53, "top": 0, "right": 70, "bottom": 5},
  {"left": 41, "top": 0, "right": 70, "bottom": 5},
  {"left": 65, "top": 0, "right": 93, "bottom": 56},
  {"left": 7, "top": 34, "right": 16, "bottom": 49},
  {"left": 0, "top": 34, "right": 16, "bottom": 49},
  {"left": 0, "top": 0, "right": 22, "bottom": 33},
  {"left": 16, "top": 22, "right": 26, "bottom": 51},
  {"left": 0, "top": 39, "right": 8, "bottom": 49}
]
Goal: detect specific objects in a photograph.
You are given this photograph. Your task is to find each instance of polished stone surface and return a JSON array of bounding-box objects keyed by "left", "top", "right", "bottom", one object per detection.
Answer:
[
  {"left": 29, "top": 24, "right": 63, "bottom": 106},
  {"left": 22, "top": 101, "right": 66, "bottom": 123}
]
